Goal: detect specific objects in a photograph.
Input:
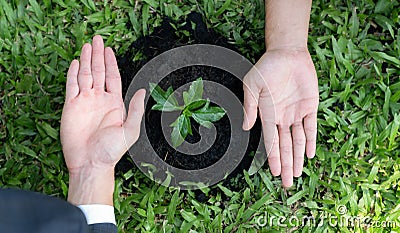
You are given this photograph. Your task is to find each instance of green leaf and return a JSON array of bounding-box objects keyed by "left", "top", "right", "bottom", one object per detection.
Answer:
[
  {"left": 374, "top": 0, "right": 393, "bottom": 14},
  {"left": 191, "top": 100, "right": 225, "bottom": 128},
  {"left": 28, "top": 0, "right": 44, "bottom": 23},
  {"left": 286, "top": 189, "right": 308, "bottom": 205},
  {"left": 388, "top": 114, "right": 400, "bottom": 150},
  {"left": 215, "top": 0, "right": 232, "bottom": 16},
  {"left": 183, "top": 78, "right": 203, "bottom": 106},
  {"left": 349, "top": 7, "right": 359, "bottom": 38},
  {"left": 81, "top": 0, "right": 96, "bottom": 11},
  {"left": 170, "top": 124, "right": 182, "bottom": 148},
  {"left": 149, "top": 83, "right": 181, "bottom": 112},
  {"left": 181, "top": 209, "right": 197, "bottom": 222},
  {"left": 331, "top": 36, "right": 354, "bottom": 74},
  {"left": 370, "top": 51, "right": 400, "bottom": 67},
  {"left": 383, "top": 86, "right": 391, "bottom": 120},
  {"left": 37, "top": 122, "right": 58, "bottom": 139},
  {"left": 143, "top": 0, "right": 159, "bottom": 8},
  {"left": 0, "top": 0, "right": 16, "bottom": 27},
  {"left": 184, "top": 99, "right": 207, "bottom": 111},
  {"left": 217, "top": 184, "right": 233, "bottom": 197},
  {"left": 18, "top": 145, "right": 37, "bottom": 159},
  {"left": 167, "top": 190, "right": 180, "bottom": 223},
  {"left": 142, "top": 4, "right": 150, "bottom": 35},
  {"left": 137, "top": 208, "right": 146, "bottom": 217},
  {"left": 170, "top": 115, "right": 192, "bottom": 148},
  {"left": 241, "top": 193, "right": 272, "bottom": 220},
  {"left": 128, "top": 9, "right": 140, "bottom": 35}
]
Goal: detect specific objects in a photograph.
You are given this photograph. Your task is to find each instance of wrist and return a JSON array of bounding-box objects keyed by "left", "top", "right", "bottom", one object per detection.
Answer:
[
  {"left": 266, "top": 45, "right": 309, "bottom": 53},
  {"left": 68, "top": 166, "right": 115, "bottom": 206},
  {"left": 266, "top": 30, "right": 309, "bottom": 52},
  {"left": 264, "top": 47, "right": 311, "bottom": 60},
  {"left": 265, "top": 29, "right": 309, "bottom": 51},
  {"left": 265, "top": 0, "right": 311, "bottom": 52}
]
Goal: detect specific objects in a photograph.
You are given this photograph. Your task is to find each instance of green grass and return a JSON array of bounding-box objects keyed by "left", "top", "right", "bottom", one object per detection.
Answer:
[{"left": 0, "top": 0, "right": 399, "bottom": 232}]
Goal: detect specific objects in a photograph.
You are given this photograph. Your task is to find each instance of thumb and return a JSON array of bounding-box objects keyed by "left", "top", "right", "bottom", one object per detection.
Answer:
[
  {"left": 243, "top": 84, "right": 259, "bottom": 130},
  {"left": 123, "top": 89, "right": 146, "bottom": 147},
  {"left": 242, "top": 79, "right": 259, "bottom": 131}
]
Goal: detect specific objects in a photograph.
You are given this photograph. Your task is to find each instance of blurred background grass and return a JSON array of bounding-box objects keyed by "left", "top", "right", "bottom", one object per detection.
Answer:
[{"left": 0, "top": 0, "right": 399, "bottom": 232}]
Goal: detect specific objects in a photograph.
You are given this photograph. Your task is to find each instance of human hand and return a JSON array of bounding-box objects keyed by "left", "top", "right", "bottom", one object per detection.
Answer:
[
  {"left": 243, "top": 48, "right": 319, "bottom": 187},
  {"left": 60, "top": 35, "right": 145, "bottom": 205}
]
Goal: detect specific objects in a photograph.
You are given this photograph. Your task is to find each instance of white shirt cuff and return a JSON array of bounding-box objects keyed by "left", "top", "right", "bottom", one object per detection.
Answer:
[{"left": 77, "top": 204, "right": 116, "bottom": 225}]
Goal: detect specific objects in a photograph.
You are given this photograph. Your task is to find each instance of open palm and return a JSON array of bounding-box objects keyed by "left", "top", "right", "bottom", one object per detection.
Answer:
[
  {"left": 243, "top": 48, "right": 319, "bottom": 187},
  {"left": 60, "top": 35, "right": 145, "bottom": 174}
]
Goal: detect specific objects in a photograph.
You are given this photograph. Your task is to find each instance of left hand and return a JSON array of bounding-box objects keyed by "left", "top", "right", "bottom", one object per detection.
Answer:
[{"left": 60, "top": 35, "right": 145, "bottom": 205}]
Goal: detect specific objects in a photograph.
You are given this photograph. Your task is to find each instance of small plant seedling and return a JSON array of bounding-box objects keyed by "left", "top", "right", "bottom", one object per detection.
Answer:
[{"left": 149, "top": 78, "right": 226, "bottom": 148}]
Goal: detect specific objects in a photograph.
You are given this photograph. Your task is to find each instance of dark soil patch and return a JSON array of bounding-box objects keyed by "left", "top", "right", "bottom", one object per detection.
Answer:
[
  {"left": 145, "top": 65, "right": 233, "bottom": 170},
  {"left": 116, "top": 12, "right": 263, "bottom": 193}
]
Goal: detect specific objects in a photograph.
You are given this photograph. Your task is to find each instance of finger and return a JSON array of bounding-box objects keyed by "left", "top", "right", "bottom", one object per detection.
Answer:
[
  {"left": 91, "top": 35, "right": 105, "bottom": 91},
  {"left": 77, "top": 43, "right": 93, "bottom": 91},
  {"left": 105, "top": 47, "right": 122, "bottom": 95},
  {"left": 267, "top": 125, "right": 281, "bottom": 176},
  {"left": 66, "top": 60, "right": 80, "bottom": 100},
  {"left": 292, "top": 122, "right": 306, "bottom": 177},
  {"left": 259, "top": 97, "right": 279, "bottom": 176},
  {"left": 304, "top": 113, "right": 317, "bottom": 158},
  {"left": 242, "top": 81, "right": 259, "bottom": 130},
  {"left": 278, "top": 125, "right": 293, "bottom": 188},
  {"left": 123, "top": 89, "right": 146, "bottom": 147}
]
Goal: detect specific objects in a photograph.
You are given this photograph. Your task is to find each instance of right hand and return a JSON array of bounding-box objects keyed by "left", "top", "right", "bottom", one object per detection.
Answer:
[{"left": 243, "top": 48, "right": 319, "bottom": 187}]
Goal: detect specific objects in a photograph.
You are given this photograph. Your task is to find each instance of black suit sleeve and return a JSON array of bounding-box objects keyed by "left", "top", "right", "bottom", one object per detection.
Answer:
[
  {"left": 0, "top": 188, "right": 119, "bottom": 233},
  {"left": 89, "top": 223, "right": 118, "bottom": 233},
  {"left": 0, "top": 188, "right": 89, "bottom": 233}
]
